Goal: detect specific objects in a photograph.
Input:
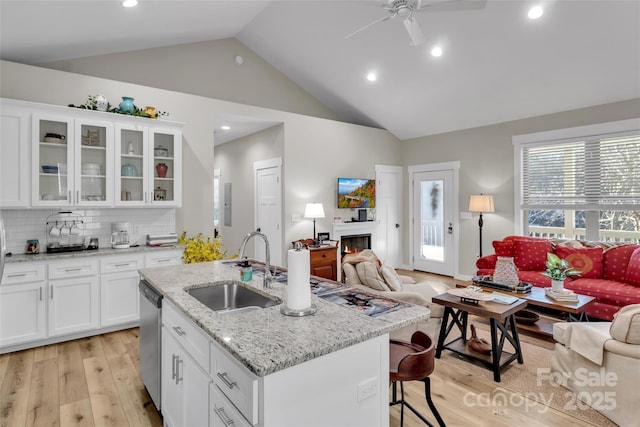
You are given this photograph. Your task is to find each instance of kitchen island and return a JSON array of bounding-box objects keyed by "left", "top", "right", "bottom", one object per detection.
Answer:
[{"left": 139, "top": 259, "right": 431, "bottom": 427}]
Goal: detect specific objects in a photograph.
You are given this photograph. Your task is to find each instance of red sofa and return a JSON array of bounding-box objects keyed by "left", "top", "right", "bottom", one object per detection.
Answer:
[{"left": 476, "top": 235, "right": 640, "bottom": 320}]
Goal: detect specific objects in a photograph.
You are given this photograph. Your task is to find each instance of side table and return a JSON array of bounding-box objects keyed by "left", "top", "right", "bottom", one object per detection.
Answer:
[{"left": 433, "top": 292, "right": 527, "bottom": 382}]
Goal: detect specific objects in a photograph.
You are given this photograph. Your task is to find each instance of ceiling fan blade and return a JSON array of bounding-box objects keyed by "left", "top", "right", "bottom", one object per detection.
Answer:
[
  {"left": 403, "top": 15, "right": 426, "bottom": 46},
  {"left": 345, "top": 13, "right": 396, "bottom": 39},
  {"left": 418, "top": 0, "right": 487, "bottom": 12}
]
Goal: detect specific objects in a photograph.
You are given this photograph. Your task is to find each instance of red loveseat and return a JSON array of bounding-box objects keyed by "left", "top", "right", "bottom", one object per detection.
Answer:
[{"left": 476, "top": 235, "right": 640, "bottom": 320}]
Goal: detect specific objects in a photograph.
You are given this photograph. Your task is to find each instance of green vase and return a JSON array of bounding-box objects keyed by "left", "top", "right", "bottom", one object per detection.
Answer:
[{"left": 119, "top": 96, "right": 135, "bottom": 114}]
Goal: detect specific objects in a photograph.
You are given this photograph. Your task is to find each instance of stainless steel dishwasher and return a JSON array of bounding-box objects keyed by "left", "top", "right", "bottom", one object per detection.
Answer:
[{"left": 139, "top": 279, "right": 163, "bottom": 412}]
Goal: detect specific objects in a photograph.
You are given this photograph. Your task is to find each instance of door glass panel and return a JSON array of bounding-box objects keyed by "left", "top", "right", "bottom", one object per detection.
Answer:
[
  {"left": 78, "top": 124, "right": 107, "bottom": 202},
  {"left": 420, "top": 180, "right": 444, "bottom": 261},
  {"left": 38, "top": 119, "right": 69, "bottom": 202},
  {"left": 152, "top": 131, "right": 174, "bottom": 203},
  {"left": 120, "top": 128, "right": 145, "bottom": 202}
]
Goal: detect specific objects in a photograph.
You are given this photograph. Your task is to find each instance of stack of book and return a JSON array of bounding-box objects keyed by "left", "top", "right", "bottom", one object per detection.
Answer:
[{"left": 545, "top": 288, "right": 579, "bottom": 302}]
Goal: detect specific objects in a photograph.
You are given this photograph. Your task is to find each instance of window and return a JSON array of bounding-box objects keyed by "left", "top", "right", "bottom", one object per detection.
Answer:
[{"left": 514, "top": 119, "right": 640, "bottom": 243}]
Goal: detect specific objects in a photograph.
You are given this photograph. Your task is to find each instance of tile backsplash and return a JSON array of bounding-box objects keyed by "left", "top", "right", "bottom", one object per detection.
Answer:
[{"left": 1, "top": 208, "right": 176, "bottom": 254}]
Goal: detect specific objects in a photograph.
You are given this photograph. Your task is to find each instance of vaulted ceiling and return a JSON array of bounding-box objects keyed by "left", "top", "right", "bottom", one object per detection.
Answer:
[{"left": 2, "top": 0, "right": 639, "bottom": 140}]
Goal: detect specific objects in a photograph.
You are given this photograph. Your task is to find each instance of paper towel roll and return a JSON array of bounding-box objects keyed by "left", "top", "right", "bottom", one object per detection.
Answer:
[{"left": 287, "top": 248, "right": 311, "bottom": 310}]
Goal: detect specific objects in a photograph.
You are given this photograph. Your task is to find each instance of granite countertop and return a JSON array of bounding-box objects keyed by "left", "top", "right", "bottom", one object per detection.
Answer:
[
  {"left": 6, "top": 244, "right": 182, "bottom": 263},
  {"left": 138, "top": 260, "right": 431, "bottom": 377}
]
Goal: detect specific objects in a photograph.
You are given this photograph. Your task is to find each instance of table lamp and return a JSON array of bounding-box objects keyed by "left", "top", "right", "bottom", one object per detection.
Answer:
[
  {"left": 469, "top": 194, "right": 494, "bottom": 257},
  {"left": 304, "top": 202, "right": 325, "bottom": 248}
]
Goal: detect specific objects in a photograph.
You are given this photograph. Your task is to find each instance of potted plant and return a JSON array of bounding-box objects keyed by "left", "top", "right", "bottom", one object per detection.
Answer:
[{"left": 542, "top": 253, "right": 581, "bottom": 291}]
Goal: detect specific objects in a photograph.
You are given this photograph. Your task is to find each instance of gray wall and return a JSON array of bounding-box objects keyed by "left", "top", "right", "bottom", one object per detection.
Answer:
[
  {"left": 401, "top": 97, "right": 640, "bottom": 276},
  {"left": 41, "top": 38, "right": 340, "bottom": 123}
]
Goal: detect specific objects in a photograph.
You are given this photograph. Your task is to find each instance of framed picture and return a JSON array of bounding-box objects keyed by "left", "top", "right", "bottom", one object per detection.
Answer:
[{"left": 317, "top": 232, "right": 330, "bottom": 244}]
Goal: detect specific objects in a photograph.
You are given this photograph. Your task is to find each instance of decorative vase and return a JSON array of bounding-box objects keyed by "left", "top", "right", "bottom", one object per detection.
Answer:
[
  {"left": 95, "top": 94, "right": 108, "bottom": 112},
  {"left": 493, "top": 256, "right": 519, "bottom": 287},
  {"left": 119, "top": 96, "right": 135, "bottom": 114},
  {"left": 551, "top": 279, "right": 565, "bottom": 292},
  {"left": 156, "top": 163, "right": 168, "bottom": 178},
  {"left": 145, "top": 106, "right": 157, "bottom": 118}
]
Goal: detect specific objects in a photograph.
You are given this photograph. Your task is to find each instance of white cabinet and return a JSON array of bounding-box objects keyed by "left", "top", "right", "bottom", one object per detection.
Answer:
[
  {"left": 100, "top": 254, "right": 143, "bottom": 327},
  {"left": 144, "top": 248, "right": 183, "bottom": 266},
  {"left": 0, "top": 263, "right": 47, "bottom": 347},
  {"left": 162, "top": 301, "right": 211, "bottom": 427},
  {"left": 0, "top": 100, "right": 31, "bottom": 208},
  {"left": 31, "top": 112, "right": 114, "bottom": 207},
  {"left": 47, "top": 259, "right": 99, "bottom": 337},
  {"left": 115, "top": 123, "right": 182, "bottom": 207}
]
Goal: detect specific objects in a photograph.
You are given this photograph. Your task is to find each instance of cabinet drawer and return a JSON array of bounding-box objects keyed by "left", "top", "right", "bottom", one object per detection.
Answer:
[
  {"left": 100, "top": 254, "right": 143, "bottom": 274},
  {"left": 211, "top": 339, "right": 259, "bottom": 425},
  {"left": 2, "top": 263, "right": 46, "bottom": 285},
  {"left": 144, "top": 249, "right": 183, "bottom": 267},
  {"left": 48, "top": 259, "right": 98, "bottom": 280},
  {"left": 210, "top": 383, "right": 251, "bottom": 427},
  {"left": 310, "top": 248, "right": 336, "bottom": 263},
  {"left": 162, "top": 301, "right": 210, "bottom": 373}
]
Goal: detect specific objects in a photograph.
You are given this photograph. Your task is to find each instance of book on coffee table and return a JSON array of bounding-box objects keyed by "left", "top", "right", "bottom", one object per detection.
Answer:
[{"left": 545, "top": 288, "right": 579, "bottom": 302}]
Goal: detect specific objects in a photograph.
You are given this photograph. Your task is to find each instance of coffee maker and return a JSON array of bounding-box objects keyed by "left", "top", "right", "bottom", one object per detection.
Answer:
[{"left": 111, "top": 222, "right": 130, "bottom": 249}]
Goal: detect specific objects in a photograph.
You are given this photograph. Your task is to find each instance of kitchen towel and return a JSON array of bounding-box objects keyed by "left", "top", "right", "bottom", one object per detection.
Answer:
[{"left": 287, "top": 248, "right": 311, "bottom": 310}]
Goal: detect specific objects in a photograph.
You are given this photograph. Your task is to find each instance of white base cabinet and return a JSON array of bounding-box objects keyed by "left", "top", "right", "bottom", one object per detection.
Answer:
[
  {"left": 100, "top": 254, "right": 144, "bottom": 327},
  {"left": 0, "top": 264, "right": 47, "bottom": 347}
]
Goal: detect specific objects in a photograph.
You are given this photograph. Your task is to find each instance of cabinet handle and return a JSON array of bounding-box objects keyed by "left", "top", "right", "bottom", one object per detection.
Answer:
[
  {"left": 171, "top": 354, "right": 178, "bottom": 380},
  {"left": 173, "top": 326, "right": 186, "bottom": 336},
  {"left": 115, "top": 263, "right": 131, "bottom": 268},
  {"left": 50, "top": 287, "right": 53, "bottom": 300},
  {"left": 216, "top": 372, "right": 237, "bottom": 389},
  {"left": 176, "top": 358, "right": 183, "bottom": 384},
  {"left": 64, "top": 268, "right": 82, "bottom": 272},
  {"left": 156, "top": 259, "right": 171, "bottom": 263},
  {"left": 76, "top": 190, "right": 80, "bottom": 204},
  {"left": 7, "top": 273, "right": 27, "bottom": 278},
  {"left": 39, "top": 287, "right": 43, "bottom": 301},
  {"left": 214, "top": 406, "right": 235, "bottom": 426}
]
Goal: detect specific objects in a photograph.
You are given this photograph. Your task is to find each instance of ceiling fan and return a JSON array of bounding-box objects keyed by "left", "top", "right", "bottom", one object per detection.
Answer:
[{"left": 346, "top": 0, "right": 487, "bottom": 46}]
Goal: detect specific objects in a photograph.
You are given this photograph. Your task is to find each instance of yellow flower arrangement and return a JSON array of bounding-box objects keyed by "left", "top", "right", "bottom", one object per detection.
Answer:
[{"left": 179, "top": 231, "right": 236, "bottom": 264}]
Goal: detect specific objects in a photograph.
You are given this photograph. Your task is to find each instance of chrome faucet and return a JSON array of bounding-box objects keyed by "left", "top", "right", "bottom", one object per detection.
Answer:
[{"left": 238, "top": 231, "right": 273, "bottom": 288}]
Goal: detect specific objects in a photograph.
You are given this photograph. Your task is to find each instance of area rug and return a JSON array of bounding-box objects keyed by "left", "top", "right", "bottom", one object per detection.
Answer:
[{"left": 436, "top": 323, "right": 617, "bottom": 426}]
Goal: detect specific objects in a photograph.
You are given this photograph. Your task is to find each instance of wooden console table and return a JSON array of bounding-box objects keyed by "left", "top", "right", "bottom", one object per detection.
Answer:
[{"left": 433, "top": 292, "right": 527, "bottom": 382}]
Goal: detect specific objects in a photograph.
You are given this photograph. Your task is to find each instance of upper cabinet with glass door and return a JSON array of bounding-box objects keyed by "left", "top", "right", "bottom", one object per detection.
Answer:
[
  {"left": 115, "top": 124, "right": 182, "bottom": 207},
  {"left": 32, "top": 113, "right": 113, "bottom": 207}
]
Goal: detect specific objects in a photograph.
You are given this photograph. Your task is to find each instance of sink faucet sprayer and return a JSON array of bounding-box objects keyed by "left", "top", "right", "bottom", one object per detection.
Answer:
[{"left": 238, "top": 231, "right": 274, "bottom": 288}]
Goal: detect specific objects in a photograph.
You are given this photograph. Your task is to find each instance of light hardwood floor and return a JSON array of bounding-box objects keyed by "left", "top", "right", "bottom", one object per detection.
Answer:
[{"left": 0, "top": 272, "right": 602, "bottom": 427}]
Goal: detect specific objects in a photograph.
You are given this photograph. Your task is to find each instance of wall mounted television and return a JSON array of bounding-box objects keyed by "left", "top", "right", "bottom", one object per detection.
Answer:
[{"left": 337, "top": 178, "right": 375, "bottom": 209}]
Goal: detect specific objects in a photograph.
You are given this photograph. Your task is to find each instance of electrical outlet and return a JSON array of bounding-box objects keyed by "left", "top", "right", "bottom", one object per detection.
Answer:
[{"left": 357, "top": 377, "right": 378, "bottom": 402}]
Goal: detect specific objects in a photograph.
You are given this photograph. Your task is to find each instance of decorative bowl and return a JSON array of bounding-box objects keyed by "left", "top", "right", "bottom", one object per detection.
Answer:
[
  {"left": 154, "top": 145, "right": 169, "bottom": 157},
  {"left": 515, "top": 309, "right": 541, "bottom": 324}
]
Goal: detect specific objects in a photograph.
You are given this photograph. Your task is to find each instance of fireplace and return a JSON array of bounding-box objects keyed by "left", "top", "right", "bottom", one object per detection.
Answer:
[{"left": 341, "top": 233, "right": 371, "bottom": 257}]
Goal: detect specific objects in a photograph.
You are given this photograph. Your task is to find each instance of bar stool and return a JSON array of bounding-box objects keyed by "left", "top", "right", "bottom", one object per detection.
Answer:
[{"left": 390, "top": 331, "right": 446, "bottom": 427}]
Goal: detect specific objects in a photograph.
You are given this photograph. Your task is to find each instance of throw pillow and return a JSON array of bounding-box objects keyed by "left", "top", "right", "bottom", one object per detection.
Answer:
[
  {"left": 492, "top": 240, "right": 514, "bottom": 257},
  {"left": 555, "top": 246, "right": 604, "bottom": 279},
  {"left": 625, "top": 247, "right": 640, "bottom": 287},
  {"left": 513, "top": 239, "right": 552, "bottom": 271},
  {"left": 380, "top": 264, "right": 402, "bottom": 291},
  {"left": 609, "top": 304, "right": 640, "bottom": 344},
  {"left": 355, "top": 261, "right": 391, "bottom": 292},
  {"left": 603, "top": 244, "right": 640, "bottom": 281}
]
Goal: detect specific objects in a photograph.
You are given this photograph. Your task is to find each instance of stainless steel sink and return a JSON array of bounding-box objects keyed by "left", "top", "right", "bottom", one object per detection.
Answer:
[{"left": 187, "top": 283, "right": 278, "bottom": 314}]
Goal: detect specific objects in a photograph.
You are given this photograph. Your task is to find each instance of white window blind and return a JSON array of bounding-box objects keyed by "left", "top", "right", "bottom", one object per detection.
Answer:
[{"left": 522, "top": 134, "right": 640, "bottom": 210}]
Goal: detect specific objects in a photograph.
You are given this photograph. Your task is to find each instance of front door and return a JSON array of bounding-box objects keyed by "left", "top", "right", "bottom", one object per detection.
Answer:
[{"left": 411, "top": 164, "right": 457, "bottom": 276}]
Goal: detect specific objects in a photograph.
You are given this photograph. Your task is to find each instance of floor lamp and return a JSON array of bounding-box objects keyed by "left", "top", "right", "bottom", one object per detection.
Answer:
[
  {"left": 469, "top": 194, "right": 495, "bottom": 257},
  {"left": 304, "top": 202, "right": 325, "bottom": 248}
]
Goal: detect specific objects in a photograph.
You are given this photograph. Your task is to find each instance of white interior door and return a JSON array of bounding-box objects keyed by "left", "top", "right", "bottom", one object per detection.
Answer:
[
  {"left": 255, "top": 158, "right": 282, "bottom": 266},
  {"left": 375, "top": 165, "right": 402, "bottom": 267},
  {"left": 411, "top": 165, "right": 457, "bottom": 276}
]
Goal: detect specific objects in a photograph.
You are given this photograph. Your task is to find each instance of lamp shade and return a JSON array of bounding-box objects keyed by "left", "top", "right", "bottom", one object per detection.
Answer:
[
  {"left": 304, "top": 202, "right": 325, "bottom": 219},
  {"left": 468, "top": 194, "right": 495, "bottom": 213}
]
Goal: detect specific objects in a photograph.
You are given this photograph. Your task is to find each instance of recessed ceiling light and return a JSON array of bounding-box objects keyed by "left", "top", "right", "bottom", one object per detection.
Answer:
[
  {"left": 122, "top": 0, "right": 138, "bottom": 7},
  {"left": 366, "top": 72, "right": 377, "bottom": 82},
  {"left": 528, "top": 5, "right": 543, "bottom": 19},
  {"left": 430, "top": 46, "right": 443, "bottom": 57},
  {"left": 221, "top": 125, "right": 231, "bottom": 131}
]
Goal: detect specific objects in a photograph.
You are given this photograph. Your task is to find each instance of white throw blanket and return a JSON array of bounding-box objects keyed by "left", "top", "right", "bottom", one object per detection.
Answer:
[{"left": 565, "top": 322, "right": 612, "bottom": 365}]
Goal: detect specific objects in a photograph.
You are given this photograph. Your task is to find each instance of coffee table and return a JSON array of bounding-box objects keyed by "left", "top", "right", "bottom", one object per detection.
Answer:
[
  {"left": 457, "top": 283, "right": 596, "bottom": 338},
  {"left": 433, "top": 292, "right": 528, "bottom": 382}
]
